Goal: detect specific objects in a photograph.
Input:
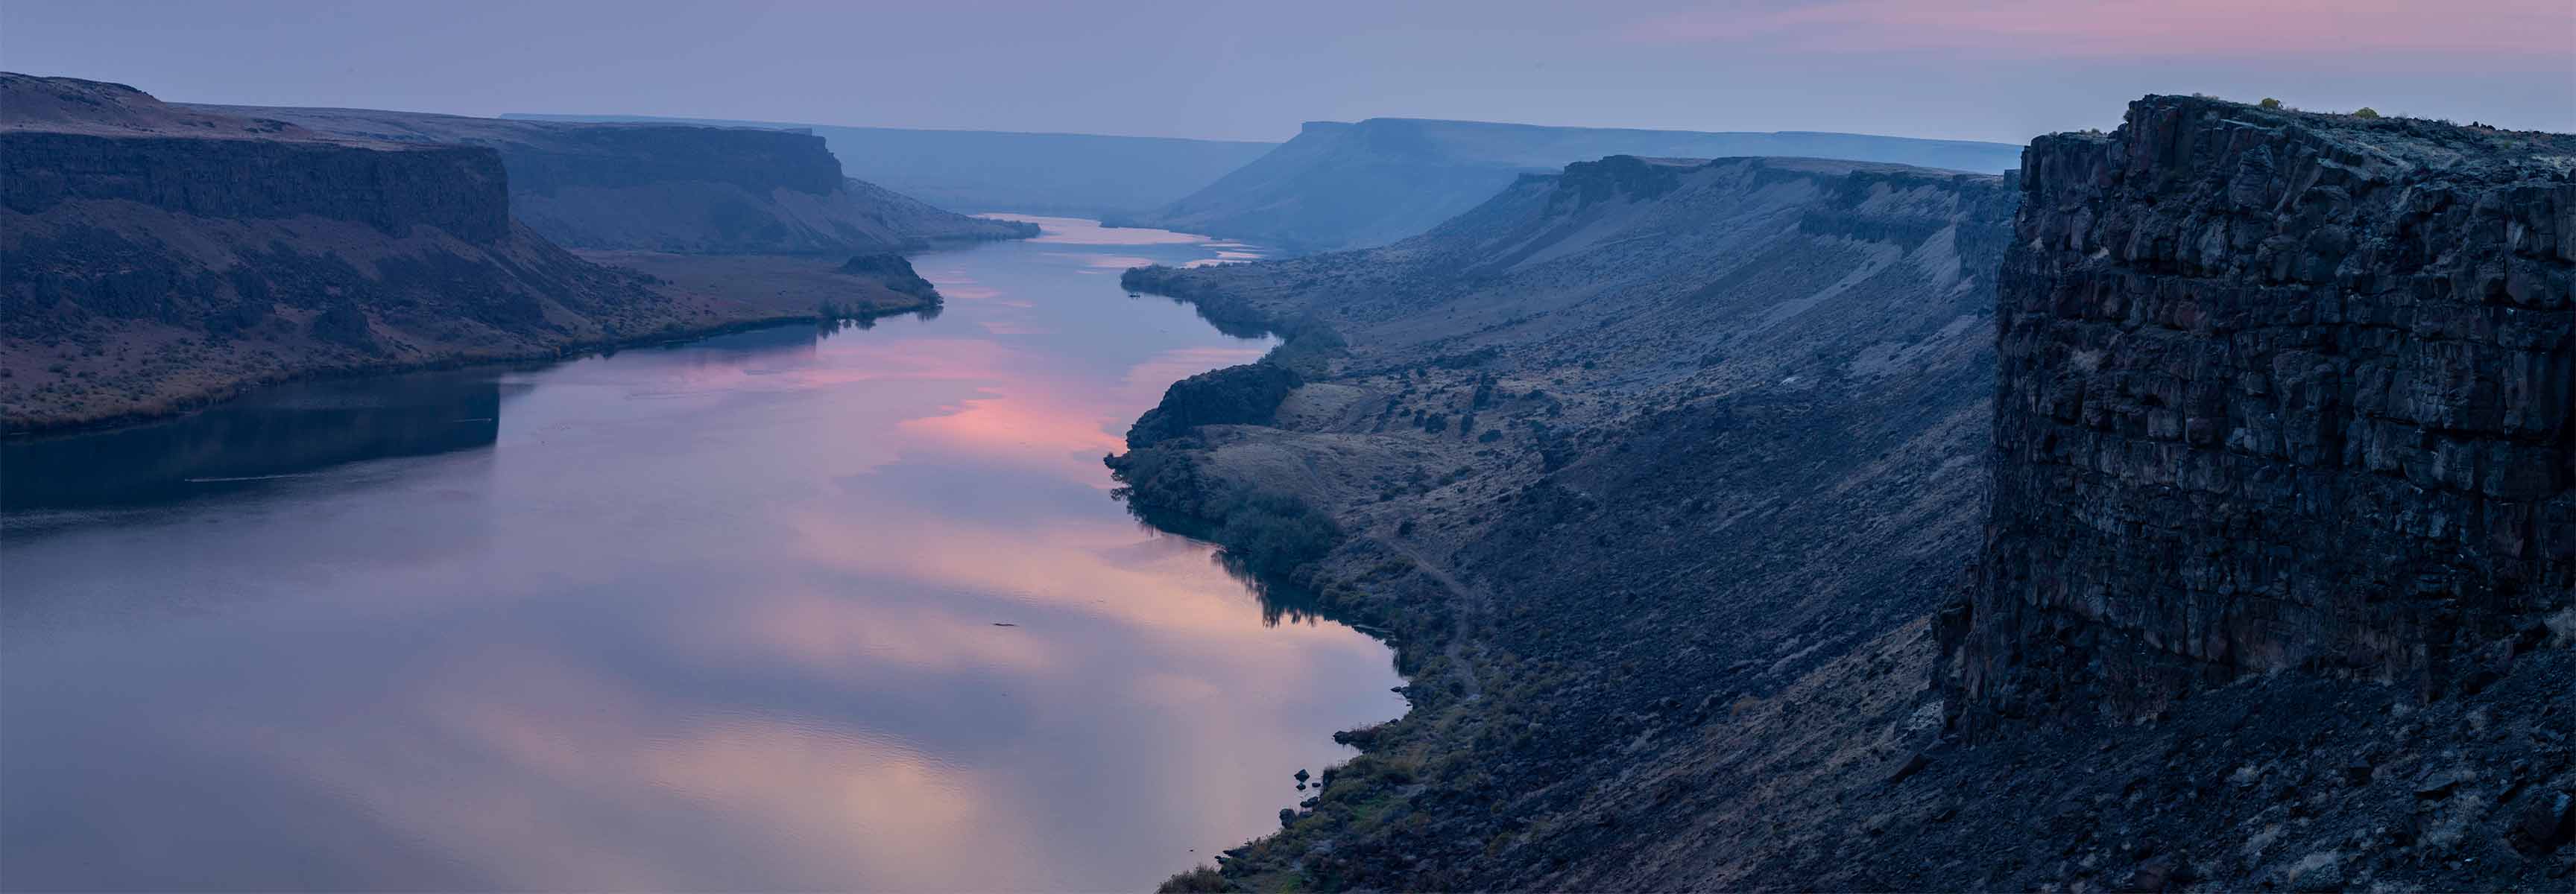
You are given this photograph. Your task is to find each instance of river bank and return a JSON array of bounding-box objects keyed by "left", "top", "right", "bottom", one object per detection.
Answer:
[
  {"left": 1105, "top": 156, "right": 2019, "bottom": 890},
  {"left": 1, "top": 218, "right": 1408, "bottom": 892},
  {"left": 0, "top": 252, "right": 938, "bottom": 435},
  {"left": 1113, "top": 121, "right": 2576, "bottom": 892}
]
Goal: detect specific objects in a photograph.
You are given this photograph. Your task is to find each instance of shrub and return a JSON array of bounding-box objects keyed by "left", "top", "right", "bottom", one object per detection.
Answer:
[
  {"left": 1214, "top": 490, "right": 1342, "bottom": 577},
  {"left": 1156, "top": 866, "right": 1229, "bottom": 893},
  {"left": 2258, "top": 97, "right": 2283, "bottom": 110},
  {"left": 2353, "top": 107, "right": 2381, "bottom": 119}
]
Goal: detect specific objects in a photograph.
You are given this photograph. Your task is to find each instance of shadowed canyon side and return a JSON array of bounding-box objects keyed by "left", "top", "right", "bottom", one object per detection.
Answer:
[
  {"left": 1121, "top": 101, "right": 2576, "bottom": 893},
  {"left": 186, "top": 105, "right": 1037, "bottom": 253},
  {"left": 1960, "top": 95, "right": 2576, "bottom": 729},
  {"left": 1114, "top": 153, "right": 2018, "bottom": 890},
  {"left": 0, "top": 74, "right": 946, "bottom": 432},
  {"left": 1112, "top": 118, "right": 2024, "bottom": 253}
]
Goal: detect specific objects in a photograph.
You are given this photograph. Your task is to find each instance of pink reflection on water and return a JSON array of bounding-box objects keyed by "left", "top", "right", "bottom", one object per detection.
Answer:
[
  {"left": 0, "top": 222, "right": 1397, "bottom": 893},
  {"left": 897, "top": 384, "right": 1126, "bottom": 473},
  {"left": 780, "top": 507, "right": 1380, "bottom": 644},
  {"left": 1041, "top": 251, "right": 1159, "bottom": 270},
  {"left": 224, "top": 647, "right": 1034, "bottom": 891},
  {"left": 982, "top": 214, "right": 1213, "bottom": 246}
]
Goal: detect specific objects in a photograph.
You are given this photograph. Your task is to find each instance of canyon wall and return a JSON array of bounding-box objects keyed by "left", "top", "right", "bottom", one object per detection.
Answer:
[
  {"left": 0, "top": 75, "right": 932, "bottom": 431},
  {"left": 186, "top": 104, "right": 1034, "bottom": 253},
  {"left": 1113, "top": 154, "right": 2020, "bottom": 890},
  {"left": 1, "top": 132, "right": 510, "bottom": 244},
  {"left": 1, "top": 76, "right": 640, "bottom": 355},
  {"left": 1960, "top": 95, "right": 2576, "bottom": 728}
]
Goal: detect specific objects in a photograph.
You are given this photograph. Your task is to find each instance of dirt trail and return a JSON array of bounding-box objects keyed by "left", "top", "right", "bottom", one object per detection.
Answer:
[{"left": 1378, "top": 536, "right": 1486, "bottom": 702}]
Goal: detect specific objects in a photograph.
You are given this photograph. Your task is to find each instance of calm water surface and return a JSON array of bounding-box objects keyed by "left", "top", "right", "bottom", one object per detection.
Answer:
[{"left": 0, "top": 218, "right": 1404, "bottom": 891}]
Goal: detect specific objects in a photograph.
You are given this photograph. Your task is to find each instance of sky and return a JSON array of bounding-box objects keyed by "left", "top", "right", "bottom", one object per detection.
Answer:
[{"left": 4, "top": 0, "right": 2569, "bottom": 145}]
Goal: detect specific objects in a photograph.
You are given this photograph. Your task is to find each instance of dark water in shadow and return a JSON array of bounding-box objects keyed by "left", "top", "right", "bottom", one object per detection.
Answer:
[
  {"left": 3, "top": 370, "right": 508, "bottom": 512},
  {"left": 0, "top": 218, "right": 1404, "bottom": 892}
]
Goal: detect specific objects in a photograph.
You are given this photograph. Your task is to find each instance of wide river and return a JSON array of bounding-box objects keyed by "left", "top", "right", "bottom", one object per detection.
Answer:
[{"left": 0, "top": 218, "right": 1404, "bottom": 891}]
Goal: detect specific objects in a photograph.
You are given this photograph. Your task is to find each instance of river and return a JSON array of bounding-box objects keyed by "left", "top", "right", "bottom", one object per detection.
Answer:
[{"left": 0, "top": 218, "right": 1404, "bottom": 891}]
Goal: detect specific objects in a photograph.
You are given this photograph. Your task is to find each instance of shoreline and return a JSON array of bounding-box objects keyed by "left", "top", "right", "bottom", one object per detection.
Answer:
[
  {"left": 1108, "top": 272, "right": 1480, "bottom": 889},
  {"left": 1, "top": 304, "right": 926, "bottom": 440},
  {"left": 1, "top": 245, "right": 973, "bottom": 439}
]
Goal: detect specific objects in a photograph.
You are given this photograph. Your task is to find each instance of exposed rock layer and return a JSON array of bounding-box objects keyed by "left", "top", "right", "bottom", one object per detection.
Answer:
[
  {"left": 186, "top": 104, "right": 1035, "bottom": 253},
  {"left": 1962, "top": 95, "right": 2576, "bottom": 729},
  {"left": 2, "top": 131, "right": 510, "bottom": 243}
]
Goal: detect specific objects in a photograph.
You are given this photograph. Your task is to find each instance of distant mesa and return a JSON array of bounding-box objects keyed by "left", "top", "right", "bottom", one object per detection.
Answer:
[
  {"left": 504, "top": 112, "right": 1278, "bottom": 219},
  {"left": 1111, "top": 116, "right": 2027, "bottom": 253}
]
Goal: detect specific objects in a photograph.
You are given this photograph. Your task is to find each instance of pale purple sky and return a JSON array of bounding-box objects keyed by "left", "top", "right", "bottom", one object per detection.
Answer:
[{"left": 5, "top": 0, "right": 2568, "bottom": 142}]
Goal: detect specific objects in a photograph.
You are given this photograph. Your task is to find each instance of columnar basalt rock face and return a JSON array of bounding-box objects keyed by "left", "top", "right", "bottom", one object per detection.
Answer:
[
  {"left": 1, "top": 133, "right": 512, "bottom": 243},
  {"left": 1961, "top": 95, "right": 2576, "bottom": 728}
]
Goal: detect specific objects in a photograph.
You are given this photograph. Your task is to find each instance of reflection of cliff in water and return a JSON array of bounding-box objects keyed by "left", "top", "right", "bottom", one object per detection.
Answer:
[
  {"left": 1, "top": 370, "right": 505, "bottom": 510},
  {"left": 1217, "top": 554, "right": 1349, "bottom": 630},
  {"left": 637, "top": 320, "right": 827, "bottom": 366},
  {"left": 821, "top": 303, "right": 941, "bottom": 334},
  {"left": 0, "top": 322, "right": 870, "bottom": 513},
  {"left": 1118, "top": 508, "right": 1360, "bottom": 631}
]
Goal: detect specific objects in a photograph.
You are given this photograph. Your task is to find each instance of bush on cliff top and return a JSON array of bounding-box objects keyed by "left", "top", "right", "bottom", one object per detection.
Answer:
[{"left": 1156, "top": 866, "right": 1230, "bottom": 893}]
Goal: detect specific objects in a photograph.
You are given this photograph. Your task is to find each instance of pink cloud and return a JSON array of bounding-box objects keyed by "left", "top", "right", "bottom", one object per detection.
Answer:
[{"left": 1621, "top": 0, "right": 2573, "bottom": 57}]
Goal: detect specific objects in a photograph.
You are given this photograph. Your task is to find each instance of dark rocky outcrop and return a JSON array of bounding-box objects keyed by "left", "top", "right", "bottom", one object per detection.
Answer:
[
  {"left": 1124, "top": 363, "right": 1302, "bottom": 448},
  {"left": 1, "top": 131, "right": 510, "bottom": 243},
  {"left": 1960, "top": 95, "right": 2576, "bottom": 730},
  {"left": 837, "top": 253, "right": 938, "bottom": 299},
  {"left": 184, "top": 104, "right": 1035, "bottom": 253}
]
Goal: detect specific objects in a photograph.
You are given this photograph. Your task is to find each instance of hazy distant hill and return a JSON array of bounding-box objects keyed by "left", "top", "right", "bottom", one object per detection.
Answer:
[
  {"left": 1114, "top": 117, "right": 2024, "bottom": 251},
  {"left": 191, "top": 105, "right": 1034, "bottom": 253},
  {"left": 507, "top": 114, "right": 1277, "bottom": 218}
]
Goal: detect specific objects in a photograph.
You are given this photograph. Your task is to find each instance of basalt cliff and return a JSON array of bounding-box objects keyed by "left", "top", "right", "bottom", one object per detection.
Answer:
[
  {"left": 1126, "top": 97, "right": 2575, "bottom": 893},
  {"left": 186, "top": 104, "right": 1035, "bottom": 253},
  {"left": 1, "top": 74, "right": 941, "bottom": 431},
  {"left": 1960, "top": 96, "right": 2575, "bottom": 730}
]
